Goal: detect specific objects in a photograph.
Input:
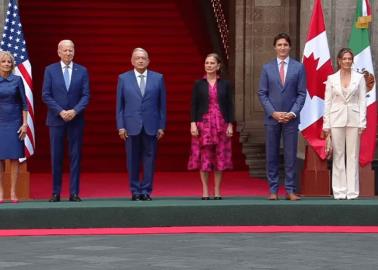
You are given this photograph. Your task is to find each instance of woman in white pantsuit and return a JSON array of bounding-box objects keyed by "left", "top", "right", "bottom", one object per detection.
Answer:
[{"left": 323, "top": 48, "right": 366, "bottom": 200}]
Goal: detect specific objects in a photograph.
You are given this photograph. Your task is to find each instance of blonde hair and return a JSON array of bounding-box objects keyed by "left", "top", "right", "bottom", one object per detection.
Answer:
[{"left": 0, "top": 51, "right": 15, "bottom": 73}]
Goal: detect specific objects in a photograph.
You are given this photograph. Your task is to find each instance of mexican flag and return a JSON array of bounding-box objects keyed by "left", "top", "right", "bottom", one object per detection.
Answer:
[{"left": 348, "top": 0, "right": 377, "bottom": 166}]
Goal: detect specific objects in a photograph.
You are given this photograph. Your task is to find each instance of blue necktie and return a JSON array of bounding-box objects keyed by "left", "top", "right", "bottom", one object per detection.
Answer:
[
  {"left": 63, "top": 66, "right": 70, "bottom": 90},
  {"left": 139, "top": 74, "right": 145, "bottom": 96}
]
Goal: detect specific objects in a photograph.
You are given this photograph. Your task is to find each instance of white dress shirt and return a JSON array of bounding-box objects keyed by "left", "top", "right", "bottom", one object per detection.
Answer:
[
  {"left": 134, "top": 69, "right": 148, "bottom": 88},
  {"left": 60, "top": 61, "right": 73, "bottom": 80}
]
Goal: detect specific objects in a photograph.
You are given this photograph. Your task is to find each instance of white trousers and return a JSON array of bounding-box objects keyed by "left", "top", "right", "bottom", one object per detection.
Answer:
[{"left": 331, "top": 127, "right": 360, "bottom": 199}]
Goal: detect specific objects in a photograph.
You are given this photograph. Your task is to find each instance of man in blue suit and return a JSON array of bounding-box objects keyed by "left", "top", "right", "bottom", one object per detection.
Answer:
[
  {"left": 116, "top": 48, "right": 167, "bottom": 201},
  {"left": 42, "top": 40, "right": 90, "bottom": 202},
  {"left": 258, "top": 33, "right": 306, "bottom": 201}
]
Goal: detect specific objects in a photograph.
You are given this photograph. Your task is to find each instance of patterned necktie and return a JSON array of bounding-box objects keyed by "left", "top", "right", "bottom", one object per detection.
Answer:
[
  {"left": 279, "top": 61, "right": 285, "bottom": 85},
  {"left": 63, "top": 65, "right": 70, "bottom": 90},
  {"left": 139, "top": 74, "right": 145, "bottom": 96}
]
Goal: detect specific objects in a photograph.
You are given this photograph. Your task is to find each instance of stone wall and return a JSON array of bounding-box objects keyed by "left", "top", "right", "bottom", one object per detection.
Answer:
[{"left": 0, "top": 0, "right": 7, "bottom": 29}]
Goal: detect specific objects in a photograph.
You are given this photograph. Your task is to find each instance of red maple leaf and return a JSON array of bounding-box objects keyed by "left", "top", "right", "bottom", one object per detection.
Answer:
[{"left": 303, "top": 53, "right": 334, "bottom": 99}]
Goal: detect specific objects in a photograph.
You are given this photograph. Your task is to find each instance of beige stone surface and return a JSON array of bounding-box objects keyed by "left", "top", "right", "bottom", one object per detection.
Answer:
[
  {"left": 0, "top": 0, "right": 7, "bottom": 35},
  {"left": 255, "top": 0, "right": 282, "bottom": 7}
]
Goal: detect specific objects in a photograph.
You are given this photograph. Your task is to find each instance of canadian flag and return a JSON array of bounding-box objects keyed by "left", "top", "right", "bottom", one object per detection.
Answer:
[{"left": 299, "top": 0, "right": 334, "bottom": 159}]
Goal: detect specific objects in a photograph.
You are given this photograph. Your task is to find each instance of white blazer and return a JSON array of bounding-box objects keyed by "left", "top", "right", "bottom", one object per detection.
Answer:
[{"left": 323, "top": 70, "right": 366, "bottom": 129}]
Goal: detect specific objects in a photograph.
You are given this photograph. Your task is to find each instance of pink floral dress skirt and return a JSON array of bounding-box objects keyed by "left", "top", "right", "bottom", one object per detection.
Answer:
[{"left": 188, "top": 83, "right": 233, "bottom": 172}]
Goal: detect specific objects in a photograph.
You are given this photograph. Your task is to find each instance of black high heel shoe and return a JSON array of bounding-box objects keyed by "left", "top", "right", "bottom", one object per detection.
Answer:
[
  {"left": 214, "top": 196, "right": 222, "bottom": 200},
  {"left": 201, "top": 197, "right": 210, "bottom": 200}
]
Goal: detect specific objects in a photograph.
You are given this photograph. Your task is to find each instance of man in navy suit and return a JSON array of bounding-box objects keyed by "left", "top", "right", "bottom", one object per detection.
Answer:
[
  {"left": 42, "top": 40, "right": 90, "bottom": 202},
  {"left": 116, "top": 48, "right": 167, "bottom": 201},
  {"left": 258, "top": 33, "right": 306, "bottom": 201}
]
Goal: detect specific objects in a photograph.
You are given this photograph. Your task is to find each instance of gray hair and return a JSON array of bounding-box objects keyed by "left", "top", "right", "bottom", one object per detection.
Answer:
[
  {"left": 132, "top": 47, "right": 149, "bottom": 58},
  {"left": 58, "top": 39, "right": 75, "bottom": 50}
]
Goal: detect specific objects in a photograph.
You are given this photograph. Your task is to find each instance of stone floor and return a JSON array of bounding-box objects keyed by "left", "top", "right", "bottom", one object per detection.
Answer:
[{"left": 0, "top": 233, "right": 377, "bottom": 269}]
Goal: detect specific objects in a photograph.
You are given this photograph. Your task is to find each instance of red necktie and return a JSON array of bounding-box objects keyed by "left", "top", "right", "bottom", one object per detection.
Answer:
[{"left": 279, "top": 61, "right": 285, "bottom": 85}]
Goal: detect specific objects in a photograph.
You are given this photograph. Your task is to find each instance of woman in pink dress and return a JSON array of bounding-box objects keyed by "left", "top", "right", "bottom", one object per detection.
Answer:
[{"left": 188, "top": 53, "right": 234, "bottom": 200}]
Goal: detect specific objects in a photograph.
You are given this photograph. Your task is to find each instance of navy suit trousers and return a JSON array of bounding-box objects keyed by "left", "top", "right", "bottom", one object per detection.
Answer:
[
  {"left": 265, "top": 123, "right": 298, "bottom": 194},
  {"left": 49, "top": 121, "right": 83, "bottom": 195},
  {"left": 125, "top": 128, "right": 157, "bottom": 196}
]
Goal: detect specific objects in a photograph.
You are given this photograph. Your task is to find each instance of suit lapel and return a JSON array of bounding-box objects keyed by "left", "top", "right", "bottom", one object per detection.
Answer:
[
  {"left": 333, "top": 71, "right": 345, "bottom": 100},
  {"left": 55, "top": 63, "right": 67, "bottom": 92},
  {"left": 216, "top": 79, "right": 222, "bottom": 99},
  {"left": 273, "top": 59, "right": 287, "bottom": 90},
  {"left": 144, "top": 70, "right": 152, "bottom": 98},
  {"left": 345, "top": 71, "right": 360, "bottom": 101},
  {"left": 129, "top": 71, "right": 143, "bottom": 98},
  {"left": 283, "top": 60, "right": 291, "bottom": 89},
  {"left": 68, "top": 63, "right": 79, "bottom": 92},
  {"left": 281, "top": 58, "right": 294, "bottom": 90},
  {"left": 334, "top": 70, "right": 358, "bottom": 102},
  {"left": 271, "top": 60, "right": 282, "bottom": 88}
]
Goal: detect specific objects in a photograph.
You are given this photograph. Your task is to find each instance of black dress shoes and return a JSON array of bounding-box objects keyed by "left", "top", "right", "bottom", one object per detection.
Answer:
[
  {"left": 69, "top": 194, "right": 82, "bottom": 202},
  {"left": 140, "top": 194, "right": 152, "bottom": 201},
  {"left": 49, "top": 194, "right": 60, "bottom": 202},
  {"left": 131, "top": 194, "right": 140, "bottom": 201}
]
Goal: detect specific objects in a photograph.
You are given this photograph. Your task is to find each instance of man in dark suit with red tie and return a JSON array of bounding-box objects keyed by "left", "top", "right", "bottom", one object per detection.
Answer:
[
  {"left": 42, "top": 40, "right": 90, "bottom": 202},
  {"left": 258, "top": 33, "right": 306, "bottom": 201}
]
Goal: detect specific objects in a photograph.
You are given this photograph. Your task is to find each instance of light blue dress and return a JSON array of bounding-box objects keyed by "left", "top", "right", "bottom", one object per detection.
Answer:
[{"left": 0, "top": 74, "right": 28, "bottom": 159}]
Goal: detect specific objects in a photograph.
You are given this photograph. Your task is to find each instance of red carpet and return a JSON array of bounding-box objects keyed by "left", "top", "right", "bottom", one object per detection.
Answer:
[
  {"left": 2, "top": 226, "right": 378, "bottom": 237},
  {"left": 30, "top": 171, "right": 283, "bottom": 199}
]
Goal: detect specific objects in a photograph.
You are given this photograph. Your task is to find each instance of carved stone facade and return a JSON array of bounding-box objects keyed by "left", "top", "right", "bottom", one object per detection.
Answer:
[{"left": 233, "top": 0, "right": 378, "bottom": 178}]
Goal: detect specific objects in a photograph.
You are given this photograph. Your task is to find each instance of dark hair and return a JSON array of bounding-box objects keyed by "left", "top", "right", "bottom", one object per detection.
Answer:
[
  {"left": 337, "top": 48, "right": 354, "bottom": 60},
  {"left": 273, "top": 33, "right": 291, "bottom": 47},
  {"left": 205, "top": 53, "right": 223, "bottom": 75},
  {"left": 336, "top": 48, "right": 354, "bottom": 69}
]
